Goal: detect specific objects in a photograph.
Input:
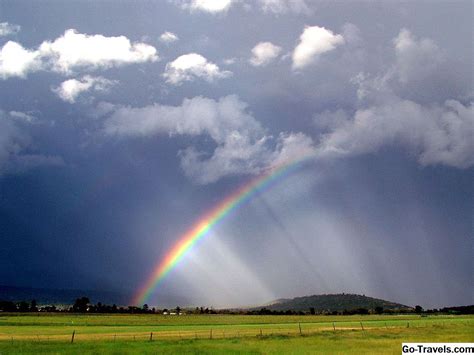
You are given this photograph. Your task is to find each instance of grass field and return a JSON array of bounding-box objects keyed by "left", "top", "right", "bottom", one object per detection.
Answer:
[{"left": 0, "top": 313, "right": 472, "bottom": 354}]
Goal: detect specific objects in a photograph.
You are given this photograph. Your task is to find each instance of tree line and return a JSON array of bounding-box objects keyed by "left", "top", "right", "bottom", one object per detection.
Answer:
[{"left": 0, "top": 298, "right": 472, "bottom": 315}]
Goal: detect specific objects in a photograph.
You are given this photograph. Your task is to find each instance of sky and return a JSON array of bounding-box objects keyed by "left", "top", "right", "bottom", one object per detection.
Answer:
[{"left": 0, "top": 0, "right": 472, "bottom": 309}]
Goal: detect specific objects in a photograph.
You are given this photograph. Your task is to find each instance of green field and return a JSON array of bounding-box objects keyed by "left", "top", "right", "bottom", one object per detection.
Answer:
[{"left": 0, "top": 313, "right": 472, "bottom": 354}]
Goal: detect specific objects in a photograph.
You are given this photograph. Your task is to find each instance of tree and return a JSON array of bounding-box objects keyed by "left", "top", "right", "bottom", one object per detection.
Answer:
[
  {"left": 374, "top": 306, "right": 383, "bottom": 314},
  {"left": 175, "top": 306, "right": 181, "bottom": 314},
  {"left": 0, "top": 301, "right": 17, "bottom": 312},
  {"left": 415, "top": 305, "right": 423, "bottom": 314},
  {"left": 18, "top": 301, "right": 29, "bottom": 312},
  {"left": 30, "top": 299, "right": 38, "bottom": 312},
  {"left": 309, "top": 307, "right": 315, "bottom": 315},
  {"left": 72, "top": 297, "right": 90, "bottom": 313}
]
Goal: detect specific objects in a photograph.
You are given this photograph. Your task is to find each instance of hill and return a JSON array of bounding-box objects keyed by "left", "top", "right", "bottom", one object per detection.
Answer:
[{"left": 258, "top": 293, "right": 410, "bottom": 312}]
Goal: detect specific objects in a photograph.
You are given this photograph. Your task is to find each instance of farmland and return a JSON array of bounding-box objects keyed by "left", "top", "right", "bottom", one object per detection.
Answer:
[{"left": 0, "top": 313, "right": 472, "bottom": 354}]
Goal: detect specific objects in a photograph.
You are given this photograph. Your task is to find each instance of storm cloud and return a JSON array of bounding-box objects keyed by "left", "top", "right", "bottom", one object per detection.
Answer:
[{"left": 0, "top": 0, "right": 472, "bottom": 309}]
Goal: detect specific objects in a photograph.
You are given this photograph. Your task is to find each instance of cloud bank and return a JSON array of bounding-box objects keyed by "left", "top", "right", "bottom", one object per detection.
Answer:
[
  {"left": 317, "top": 99, "right": 474, "bottom": 169},
  {"left": 314, "top": 28, "right": 474, "bottom": 170},
  {"left": 101, "top": 95, "right": 315, "bottom": 184}
]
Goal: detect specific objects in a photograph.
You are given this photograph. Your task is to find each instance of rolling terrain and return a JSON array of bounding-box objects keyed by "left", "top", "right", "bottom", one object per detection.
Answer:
[{"left": 258, "top": 293, "right": 410, "bottom": 312}]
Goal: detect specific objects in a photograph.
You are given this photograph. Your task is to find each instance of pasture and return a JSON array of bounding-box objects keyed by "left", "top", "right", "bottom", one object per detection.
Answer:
[{"left": 0, "top": 313, "right": 472, "bottom": 354}]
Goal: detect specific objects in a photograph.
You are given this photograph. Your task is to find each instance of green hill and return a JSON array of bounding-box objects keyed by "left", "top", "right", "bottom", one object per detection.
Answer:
[{"left": 259, "top": 293, "right": 410, "bottom": 312}]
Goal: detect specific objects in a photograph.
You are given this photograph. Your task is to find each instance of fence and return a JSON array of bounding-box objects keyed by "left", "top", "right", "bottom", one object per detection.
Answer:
[{"left": 3, "top": 319, "right": 454, "bottom": 344}]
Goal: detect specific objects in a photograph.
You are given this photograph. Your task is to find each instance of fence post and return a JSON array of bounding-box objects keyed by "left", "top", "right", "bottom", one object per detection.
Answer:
[
  {"left": 299, "top": 323, "right": 302, "bottom": 335},
  {"left": 333, "top": 322, "right": 336, "bottom": 331},
  {"left": 71, "top": 330, "right": 75, "bottom": 344},
  {"left": 407, "top": 322, "right": 410, "bottom": 328},
  {"left": 150, "top": 332, "right": 153, "bottom": 341},
  {"left": 260, "top": 329, "right": 263, "bottom": 337},
  {"left": 360, "top": 322, "right": 364, "bottom": 331}
]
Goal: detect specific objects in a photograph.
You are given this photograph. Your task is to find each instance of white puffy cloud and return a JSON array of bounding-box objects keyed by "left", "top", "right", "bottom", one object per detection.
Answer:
[
  {"left": 53, "top": 76, "right": 117, "bottom": 103},
  {"left": 258, "top": 0, "right": 311, "bottom": 14},
  {"left": 0, "top": 41, "right": 41, "bottom": 79},
  {"left": 159, "top": 31, "right": 179, "bottom": 43},
  {"left": 39, "top": 29, "right": 158, "bottom": 74},
  {"left": 317, "top": 99, "right": 474, "bottom": 169},
  {"left": 101, "top": 95, "right": 316, "bottom": 184},
  {"left": 176, "top": 0, "right": 235, "bottom": 13},
  {"left": 0, "top": 22, "right": 21, "bottom": 37},
  {"left": 393, "top": 28, "right": 444, "bottom": 84},
  {"left": 0, "top": 29, "right": 158, "bottom": 79},
  {"left": 249, "top": 41, "right": 282, "bottom": 66},
  {"left": 163, "top": 53, "right": 232, "bottom": 85},
  {"left": 292, "top": 25, "right": 344, "bottom": 69}
]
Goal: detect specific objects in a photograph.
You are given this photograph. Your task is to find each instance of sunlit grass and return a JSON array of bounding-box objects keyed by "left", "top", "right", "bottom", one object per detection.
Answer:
[{"left": 0, "top": 314, "right": 472, "bottom": 353}]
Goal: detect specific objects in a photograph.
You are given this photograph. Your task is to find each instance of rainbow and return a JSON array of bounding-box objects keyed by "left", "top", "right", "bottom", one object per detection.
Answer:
[{"left": 132, "top": 154, "right": 315, "bottom": 306}]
